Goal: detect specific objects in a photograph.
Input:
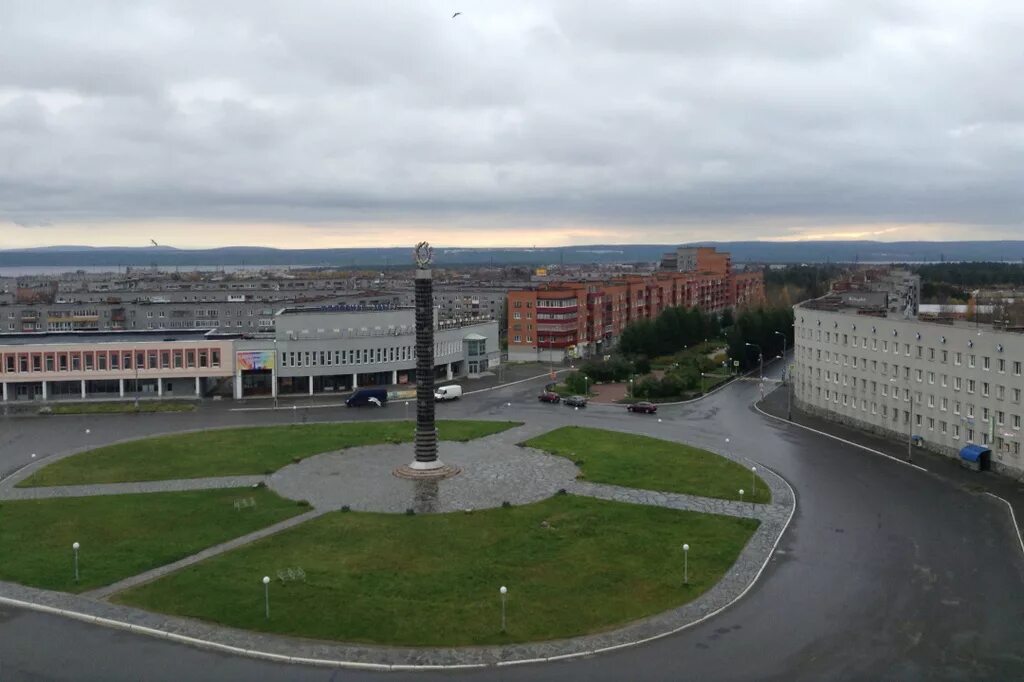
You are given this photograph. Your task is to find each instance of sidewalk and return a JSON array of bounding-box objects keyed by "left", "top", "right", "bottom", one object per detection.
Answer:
[{"left": 758, "top": 388, "right": 1024, "bottom": 535}]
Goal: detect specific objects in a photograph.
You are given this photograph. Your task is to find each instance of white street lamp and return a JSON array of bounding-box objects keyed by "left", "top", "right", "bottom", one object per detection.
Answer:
[
  {"left": 682, "top": 543, "right": 690, "bottom": 585},
  {"left": 751, "top": 466, "right": 757, "bottom": 496},
  {"left": 499, "top": 585, "right": 508, "bottom": 632},
  {"left": 72, "top": 542, "right": 80, "bottom": 583},
  {"left": 263, "top": 575, "right": 271, "bottom": 619}
]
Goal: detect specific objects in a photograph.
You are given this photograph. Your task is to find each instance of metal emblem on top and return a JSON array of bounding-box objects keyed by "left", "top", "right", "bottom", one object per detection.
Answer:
[{"left": 414, "top": 241, "right": 433, "bottom": 268}]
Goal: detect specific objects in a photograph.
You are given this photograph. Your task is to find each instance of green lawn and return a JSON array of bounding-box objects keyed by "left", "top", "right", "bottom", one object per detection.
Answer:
[
  {"left": 0, "top": 488, "right": 303, "bottom": 593},
  {"left": 49, "top": 401, "right": 196, "bottom": 415},
  {"left": 525, "top": 427, "right": 771, "bottom": 504},
  {"left": 21, "top": 420, "right": 518, "bottom": 487},
  {"left": 115, "top": 495, "right": 759, "bottom": 646}
]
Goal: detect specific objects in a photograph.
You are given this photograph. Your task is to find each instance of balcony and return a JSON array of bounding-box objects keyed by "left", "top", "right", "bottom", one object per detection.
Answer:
[{"left": 537, "top": 322, "right": 578, "bottom": 333}]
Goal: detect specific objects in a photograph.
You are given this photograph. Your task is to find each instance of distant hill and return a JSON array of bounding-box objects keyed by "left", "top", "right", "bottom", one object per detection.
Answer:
[{"left": 1, "top": 241, "right": 1023, "bottom": 268}]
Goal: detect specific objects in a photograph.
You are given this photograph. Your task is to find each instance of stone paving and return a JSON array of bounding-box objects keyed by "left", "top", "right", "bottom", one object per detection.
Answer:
[
  {"left": 267, "top": 435, "right": 579, "bottom": 513},
  {"left": 0, "top": 417, "right": 796, "bottom": 668}
]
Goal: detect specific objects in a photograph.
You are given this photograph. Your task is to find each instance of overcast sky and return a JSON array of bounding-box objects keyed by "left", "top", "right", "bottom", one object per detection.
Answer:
[{"left": 1, "top": 1, "right": 1022, "bottom": 249}]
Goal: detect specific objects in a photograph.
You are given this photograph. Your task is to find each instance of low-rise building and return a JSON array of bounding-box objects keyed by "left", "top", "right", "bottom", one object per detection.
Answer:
[{"left": 0, "top": 306, "right": 499, "bottom": 403}]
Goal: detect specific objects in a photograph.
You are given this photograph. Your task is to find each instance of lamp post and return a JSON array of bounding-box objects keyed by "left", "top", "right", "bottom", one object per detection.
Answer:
[
  {"left": 745, "top": 342, "right": 763, "bottom": 380},
  {"left": 682, "top": 543, "right": 689, "bottom": 585},
  {"left": 72, "top": 542, "right": 80, "bottom": 583},
  {"left": 890, "top": 377, "right": 914, "bottom": 462},
  {"left": 751, "top": 466, "right": 757, "bottom": 496},
  {"left": 499, "top": 585, "right": 508, "bottom": 632},
  {"left": 584, "top": 374, "right": 589, "bottom": 396},
  {"left": 773, "top": 330, "right": 787, "bottom": 363},
  {"left": 263, "top": 575, "right": 271, "bottom": 619},
  {"left": 700, "top": 372, "right": 705, "bottom": 394}
]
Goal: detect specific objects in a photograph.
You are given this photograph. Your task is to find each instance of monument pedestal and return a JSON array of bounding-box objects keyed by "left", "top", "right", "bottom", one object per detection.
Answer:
[{"left": 393, "top": 461, "right": 461, "bottom": 480}]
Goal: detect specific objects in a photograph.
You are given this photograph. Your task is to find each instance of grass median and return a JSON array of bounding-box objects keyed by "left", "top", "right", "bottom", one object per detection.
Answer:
[
  {"left": 525, "top": 426, "right": 771, "bottom": 504},
  {"left": 115, "top": 495, "right": 759, "bottom": 646},
  {"left": 20, "top": 420, "right": 518, "bottom": 487},
  {"left": 0, "top": 488, "right": 303, "bottom": 593}
]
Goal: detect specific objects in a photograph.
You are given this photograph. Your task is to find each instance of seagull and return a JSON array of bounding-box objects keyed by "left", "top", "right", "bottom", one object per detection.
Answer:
[
  {"left": 452, "top": 11, "right": 461, "bottom": 18},
  {"left": 150, "top": 239, "right": 159, "bottom": 247}
]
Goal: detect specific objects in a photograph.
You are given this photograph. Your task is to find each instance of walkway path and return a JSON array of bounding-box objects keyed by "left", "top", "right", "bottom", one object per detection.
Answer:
[
  {"left": 85, "top": 509, "right": 325, "bottom": 600},
  {"left": 0, "top": 474, "right": 265, "bottom": 500},
  {"left": 0, "top": 412, "right": 796, "bottom": 669}
]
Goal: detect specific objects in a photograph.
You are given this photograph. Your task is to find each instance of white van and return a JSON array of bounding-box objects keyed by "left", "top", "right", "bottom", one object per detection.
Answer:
[{"left": 434, "top": 384, "right": 463, "bottom": 401}]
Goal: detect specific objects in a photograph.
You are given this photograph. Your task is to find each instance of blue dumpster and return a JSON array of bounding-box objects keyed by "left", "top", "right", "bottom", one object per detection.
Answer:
[{"left": 959, "top": 444, "right": 991, "bottom": 472}]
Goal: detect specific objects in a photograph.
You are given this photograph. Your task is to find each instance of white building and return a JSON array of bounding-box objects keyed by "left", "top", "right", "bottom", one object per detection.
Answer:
[{"left": 793, "top": 300, "right": 1024, "bottom": 477}]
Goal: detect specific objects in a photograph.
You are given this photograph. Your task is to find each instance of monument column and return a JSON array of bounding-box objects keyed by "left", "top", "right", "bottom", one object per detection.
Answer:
[{"left": 395, "top": 242, "right": 459, "bottom": 480}]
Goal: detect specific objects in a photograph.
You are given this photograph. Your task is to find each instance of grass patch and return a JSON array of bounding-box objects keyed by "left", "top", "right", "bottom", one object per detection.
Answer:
[
  {"left": 48, "top": 401, "right": 196, "bottom": 415},
  {"left": 21, "top": 420, "right": 518, "bottom": 487},
  {"left": 0, "top": 488, "right": 302, "bottom": 593},
  {"left": 525, "top": 427, "right": 771, "bottom": 504},
  {"left": 115, "top": 495, "right": 758, "bottom": 646}
]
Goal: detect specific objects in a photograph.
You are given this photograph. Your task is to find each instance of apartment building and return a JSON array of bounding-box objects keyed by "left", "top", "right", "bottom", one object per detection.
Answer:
[
  {"left": 793, "top": 301, "right": 1024, "bottom": 478},
  {"left": 507, "top": 247, "right": 764, "bottom": 362}
]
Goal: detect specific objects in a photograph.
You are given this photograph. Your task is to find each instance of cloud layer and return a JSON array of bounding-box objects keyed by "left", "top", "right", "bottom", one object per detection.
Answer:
[{"left": 1, "top": 0, "right": 1022, "bottom": 247}]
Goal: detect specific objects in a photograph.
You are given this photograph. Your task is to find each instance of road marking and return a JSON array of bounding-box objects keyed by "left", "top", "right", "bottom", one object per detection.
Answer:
[
  {"left": 754, "top": 401, "right": 928, "bottom": 472},
  {"left": 985, "top": 492, "right": 1024, "bottom": 558}
]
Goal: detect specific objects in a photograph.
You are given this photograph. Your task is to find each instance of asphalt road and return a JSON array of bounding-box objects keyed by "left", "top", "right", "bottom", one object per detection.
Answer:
[{"left": 1, "top": 367, "right": 1022, "bottom": 681}]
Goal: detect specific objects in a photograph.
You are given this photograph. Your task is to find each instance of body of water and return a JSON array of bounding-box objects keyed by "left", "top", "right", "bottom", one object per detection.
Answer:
[{"left": 0, "top": 265, "right": 318, "bottom": 277}]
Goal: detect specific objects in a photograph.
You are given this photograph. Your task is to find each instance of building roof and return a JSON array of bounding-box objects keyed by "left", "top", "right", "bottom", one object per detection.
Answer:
[{"left": 0, "top": 329, "right": 239, "bottom": 346}]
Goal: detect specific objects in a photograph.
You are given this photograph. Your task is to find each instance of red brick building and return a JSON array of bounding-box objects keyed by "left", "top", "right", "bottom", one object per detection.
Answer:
[{"left": 507, "top": 248, "right": 764, "bottom": 361}]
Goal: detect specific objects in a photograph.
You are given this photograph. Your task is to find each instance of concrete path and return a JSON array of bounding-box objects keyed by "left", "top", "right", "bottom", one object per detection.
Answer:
[
  {"left": 85, "top": 509, "right": 325, "bottom": 600},
  {"left": 0, "top": 475, "right": 266, "bottom": 500}
]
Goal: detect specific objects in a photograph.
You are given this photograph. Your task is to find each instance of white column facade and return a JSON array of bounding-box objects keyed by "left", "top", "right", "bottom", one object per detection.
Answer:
[
  {"left": 80, "top": 380, "right": 86, "bottom": 399},
  {"left": 195, "top": 377, "right": 201, "bottom": 396},
  {"left": 119, "top": 379, "right": 125, "bottom": 397},
  {"left": 308, "top": 375, "right": 314, "bottom": 395},
  {"left": 41, "top": 381, "right": 48, "bottom": 401}
]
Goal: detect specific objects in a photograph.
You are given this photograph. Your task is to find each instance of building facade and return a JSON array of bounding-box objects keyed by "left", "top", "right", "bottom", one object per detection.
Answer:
[
  {"left": 0, "top": 307, "right": 499, "bottom": 403},
  {"left": 507, "top": 247, "right": 764, "bottom": 362},
  {"left": 793, "top": 304, "right": 1024, "bottom": 477}
]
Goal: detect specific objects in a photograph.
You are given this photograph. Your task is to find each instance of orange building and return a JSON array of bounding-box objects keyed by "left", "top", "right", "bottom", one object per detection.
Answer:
[{"left": 507, "top": 247, "right": 764, "bottom": 361}]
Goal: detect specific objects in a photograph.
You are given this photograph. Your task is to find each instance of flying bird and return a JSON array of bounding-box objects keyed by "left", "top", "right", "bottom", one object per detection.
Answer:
[
  {"left": 150, "top": 239, "right": 159, "bottom": 247},
  {"left": 452, "top": 12, "right": 461, "bottom": 18}
]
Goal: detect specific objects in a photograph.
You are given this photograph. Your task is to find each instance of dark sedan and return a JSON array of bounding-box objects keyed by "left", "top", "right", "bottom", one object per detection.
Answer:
[
  {"left": 538, "top": 391, "right": 561, "bottom": 404},
  {"left": 627, "top": 401, "right": 658, "bottom": 414},
  {"left": 563, "top": 395, "right": 588, "bottom": 408}
]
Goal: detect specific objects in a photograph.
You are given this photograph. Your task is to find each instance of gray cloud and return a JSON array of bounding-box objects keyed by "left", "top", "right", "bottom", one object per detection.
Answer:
[{"left": 1, "top": 0, "right": 1022, "bottom": 240}]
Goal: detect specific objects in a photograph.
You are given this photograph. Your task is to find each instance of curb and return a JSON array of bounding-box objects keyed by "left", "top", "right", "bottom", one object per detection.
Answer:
[
  {"left": 985, "top": 492, "right": 1024, "bottom": 558},
  {"left": 753, "top": 399, "right": 928, "bottom": 473}
]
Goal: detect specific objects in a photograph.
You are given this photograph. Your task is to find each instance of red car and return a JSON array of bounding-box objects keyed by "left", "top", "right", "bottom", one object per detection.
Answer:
[
  {"left": 538, "top": 391, "right": 562, "bottom": 404},
  {"left": 627, "top": 401, "right": 658, "bottom": 414}
]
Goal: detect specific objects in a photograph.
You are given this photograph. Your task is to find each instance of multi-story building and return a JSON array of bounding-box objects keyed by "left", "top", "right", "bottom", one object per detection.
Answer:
[
  {"left": 0, "top": 306, "right": 499, "bottom": 404},
  {"left": 507, "top": 247, "right": 764, "bottom": 362},
  {"left": 793, "top": 283, "right": 1024, "bottom": 478}
]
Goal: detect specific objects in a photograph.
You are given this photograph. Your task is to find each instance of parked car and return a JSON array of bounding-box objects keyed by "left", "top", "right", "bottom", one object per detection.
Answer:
[
  {"left": 627, "top": 401, "right": 658, "bottom": 414},
  {"left": 538, "top": 391, "right": 561, "bottom": 404},
  {"left": 434, "top": 384, "right": 463, "bottom": 401},
  {"left": 345, "top": 388, "right": 389, "bottom": 407},
  {"left": 563, "top": 395, "right": 587, "bottom": 408}
]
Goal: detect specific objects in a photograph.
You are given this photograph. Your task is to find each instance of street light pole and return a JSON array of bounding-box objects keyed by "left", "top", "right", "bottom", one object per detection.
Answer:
[{"left": 745, "top": 342, "right": 763, "bottom": 380}]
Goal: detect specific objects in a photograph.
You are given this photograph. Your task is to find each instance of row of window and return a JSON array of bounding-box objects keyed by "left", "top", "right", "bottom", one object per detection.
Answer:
[
  {"left": 1, "top": 348, "right": 222, "bottom": 374},
  {"left": 277, "top": 340, "right": 464, "bottom": 369},
  {"left": 806, "top": 385, "right": 1021, "bottom": 456},
  {"left": 799, "top": 326, "right": 1021, "bottom": 374}
]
